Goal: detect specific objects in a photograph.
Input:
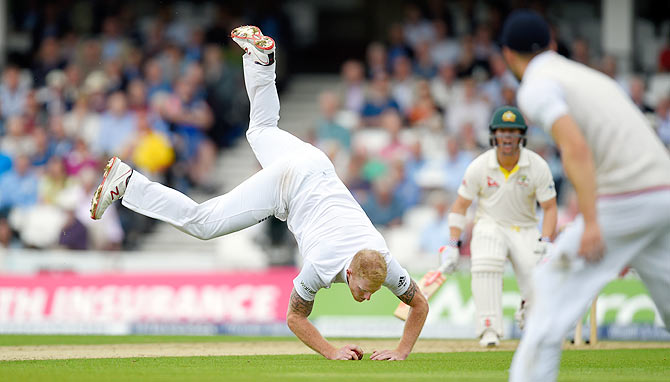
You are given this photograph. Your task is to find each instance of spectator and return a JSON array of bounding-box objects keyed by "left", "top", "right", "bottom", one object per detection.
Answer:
[
  {"left": 0, "top": 155, "right": 39, "bottom": 211},
  {"left": 629, "top": 76, "right": 655, "bottom": 114},
  {"left": 38, "top": 70, "right": 67, "bottom": 116},
  {"left": 63, "top": 63, "right": 83, "bottom": 109},
  {"left": 0, "top": 65, "right": 28, "bottom": 120},
  {"left": 390, "top": 156, "right": 421, "bottom": 210},
  {"left": 361, "top": 175, "right": 405, "bottom": 227},
  {"left": 95, "top": 91, "right": 137, "bottom": 156},
  {"left": 31, "top": 127, "right": 54, "bottom": 167},
  {"left": 32, "top": 37, "right": 66, "bottom": 88},
  {"left": 571, "top": 37, "right": 591, "bottom": 67},
  {"left": 47, "top": 116, "right": 74, "bottom": 158},
  {"left": 0, "top": 152, "right": 11, "bottom": 176},
  {"left": 202, "top": 44, "right": 248, "bottom": 148},
  {"left": 599, "top": 55, "right": 627, "bottom": 90},
  {"left": 76, "top": 38, "right": 104, "bottom": 79},
  {"left": 127, "top": 78, "right": 149, "bottom": 112},
  {"left": 419, "top": 191, "right": 451, "bottom": 255},
  {"left": 338, "top": 59, "right": 367, "bottom": 113},
  {"left": 442, "top": 135, "right": 475, "bottom": 193},
  {"left": 456, "top": 34, "right": 488, "bottom": 79},
  {"left": 314, "top": 91, "right": 351, "bottom": 151},
  {"left": 161, "top": 77, "right": 215, "bottom": 189},
  {"left": 102, "top": 58, "right": 124, "bottom": 93},
  {"left": 144, "top": 58, "right": 172, "bottom": 100},
  {"left": 62, "top": 95, "right": 101, "bottom": 147},
  {"left": 430, "top": 63, "right": 461, "bottom": 113},
  {"left": 446, "top": 77, "right": 491, "bottom": 145},
  {"left": 0, "top": 117, "right": 36, "bottom": 159},
  {"left": 100, "top": 16, "right": 129, "bottom": 61},
  {"left": 431, "top": 20, "right": 461, "bottom": 67},
  {"left": 407, "top": 80, "right": 442, "bottom": 130},
  {"left": 58, "top": 207, "right": 89, "bottom": 250},
  {"left": 130, "top": 111, "right": 175, "bottom": 176},
  {"left": 413, "top": 41, "right": 438, "bottom": 79},
  {"left": 402, "top": 3, "right": 435, "bottom": 49},
  {"left": 0, "top": 217, "right": 20, "bottom": 248},
  {"left": 379, "top": 110, "right": 410, "bottom": 161},
  {"left": 342, "top": 143, "right": 372, "bottom": 197},
  {"left": 391, "top": 55, "right": 418, "bottom": 115},
  {"left": 123, "top": 45, "right": 144, "bottom": 82},
  {"left": 361, "top": 72, "right": 400, "bottom": 127},
  {"left": 481, "top": 54, "right": 518, "bottom": 108},
  {"left": 387, "top": 23, "right": 414, "bottom": 65},
  {"left": 38, "top": 156, "right": 70, "bottom": 205},
  {"left": 365, "top": 42, "right": 389, "bottom": 78},
  {"left": 159, "top": 43, "right": 185, "bottom": 86},
  {"left": 473, "top": 24, "right": 498, "bottom": 67},
  {"left": 64, "top": 138, "right": 99, "bottom": 176},
  {"left": 185, "top": 27, "right": 206, "bottom": 63},
  {"left": 23, "top": 90, "right": 48, "bottom": 132}
]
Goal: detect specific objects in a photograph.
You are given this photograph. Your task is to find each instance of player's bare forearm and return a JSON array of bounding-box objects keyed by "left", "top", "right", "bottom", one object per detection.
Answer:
[
  {"left": 539, "top": 197, "right": 558, "bottom": 238},
  {"left": 551, "top": 115, "right": 598, "bottom": 224},
  {"left": 396, "top": 279, "right": 428, "bottom": 357},
  {"left": 286, "top": 288, "right": 337, "bottom": 359}
]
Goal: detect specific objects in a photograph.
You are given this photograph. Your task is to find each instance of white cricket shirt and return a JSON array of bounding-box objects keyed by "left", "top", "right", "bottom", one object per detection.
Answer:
[
  {"left": 517, "top": 51, "right": 670, "bottom": 195},
  {"left": 458, "top": 148, "right": 556, "bottom": 227},
  {"left": 281, "top": 148, "right": 411, "bottom": 301}
]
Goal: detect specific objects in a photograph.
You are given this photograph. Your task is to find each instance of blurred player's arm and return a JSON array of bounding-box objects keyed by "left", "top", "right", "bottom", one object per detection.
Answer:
[
  {"left": 448, "top": 195, "right": 472, "bottom": 241},
  {"left": 286, "top": 288, "right": 362, "bottom": 360},
  {"left": 550, "top": 114, "right": 604, "bottom": 261},
  {"left": 372, "top": 279, "right": 428, "bottom": 360},
  {"left": 539, "top": 197, "right": 557, "bottom": 239}
]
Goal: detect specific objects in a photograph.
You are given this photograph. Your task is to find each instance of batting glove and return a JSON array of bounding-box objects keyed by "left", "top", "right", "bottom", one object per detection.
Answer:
[
  {"left": 534, "top": 237, "right": 552, "bottom": 258},
  {"left": 438, "top": 242, "right": 460, "bottom": 274}
]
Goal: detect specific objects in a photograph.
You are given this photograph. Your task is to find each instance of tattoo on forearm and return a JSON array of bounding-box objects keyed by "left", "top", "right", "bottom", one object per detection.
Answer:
[
  {"left": 289, "top": 289, "right": 314, "bottom": 317},
  {"left": 398, "top": 279, "right": 418, "bottom": 305}
]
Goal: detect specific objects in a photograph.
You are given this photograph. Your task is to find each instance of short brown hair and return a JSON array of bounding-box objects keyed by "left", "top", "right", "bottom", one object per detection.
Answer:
[{"left": 350, "top": 249, "right": 387, "bottom": 288}]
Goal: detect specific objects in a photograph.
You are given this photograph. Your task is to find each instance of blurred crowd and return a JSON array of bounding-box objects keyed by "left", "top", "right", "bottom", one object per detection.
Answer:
[
  {"left": 0, "top": 2, "right": 254, "bottom": 250},
  {"left": 307, "top": 3, "right": 670, "bottom": 258},
  {"left": 1, "top": 1, "right": 669, "bottom": 255}
]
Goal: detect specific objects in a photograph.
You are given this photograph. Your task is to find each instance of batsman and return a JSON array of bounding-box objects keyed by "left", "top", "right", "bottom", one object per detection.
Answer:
[{"left": 442, "top": 106, "right": 558, "bottom": 346}]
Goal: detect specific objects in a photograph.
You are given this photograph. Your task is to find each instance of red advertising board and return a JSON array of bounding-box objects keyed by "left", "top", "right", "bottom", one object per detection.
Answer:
[{"left": 0, "top": 268, "right": 298, "bottom": 324}]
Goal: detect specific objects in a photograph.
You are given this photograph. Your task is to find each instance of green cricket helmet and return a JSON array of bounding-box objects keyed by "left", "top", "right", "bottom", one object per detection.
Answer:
[{"left": 489, "top": 106, "right": 528, "bottom": 146}]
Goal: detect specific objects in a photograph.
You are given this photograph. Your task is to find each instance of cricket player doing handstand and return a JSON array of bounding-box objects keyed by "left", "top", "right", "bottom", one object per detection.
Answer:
[
  {"left": 441, "top": 106, "right": 557, "bottom": 347},
  {"left": 498, "top": 10, "right": 670, "bottom": 382},
  {"left": 89, "top": 26, "right": 428, "bottom": 361}
]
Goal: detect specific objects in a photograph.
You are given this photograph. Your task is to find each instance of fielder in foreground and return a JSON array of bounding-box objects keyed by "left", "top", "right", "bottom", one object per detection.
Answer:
[
  {"left": 500, "top": 10, "right": 670, "bottom": 382},
  {"left": 90, "top": 26, "right": 428, "bottom": 361},
  {"left": 442, "top": 106, "right": 557, "bottom": 347}
]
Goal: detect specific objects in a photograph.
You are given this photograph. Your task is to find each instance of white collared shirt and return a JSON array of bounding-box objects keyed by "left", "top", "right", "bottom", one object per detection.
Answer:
[
  {"left": 458, "top": 148, "right": 556, "bottom": 227},
  {"left": 517, "top": 51, "right": 670, "bottom": 195}
]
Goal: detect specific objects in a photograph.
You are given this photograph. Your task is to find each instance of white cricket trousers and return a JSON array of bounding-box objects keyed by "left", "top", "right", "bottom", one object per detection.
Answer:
[
  {"left": 470, "top": 221, "right": 540, "bottom": 337},
  {"left": 509, "top": 188, "right": 670, "bottom": 382},
  {"left": 121, "top": 56, "right": 312, "bottom": 239}
]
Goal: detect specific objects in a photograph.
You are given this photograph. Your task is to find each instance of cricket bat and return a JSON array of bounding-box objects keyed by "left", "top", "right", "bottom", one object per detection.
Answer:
[{"left": 393, "top": 269, "right": 447, "bottom": 321}]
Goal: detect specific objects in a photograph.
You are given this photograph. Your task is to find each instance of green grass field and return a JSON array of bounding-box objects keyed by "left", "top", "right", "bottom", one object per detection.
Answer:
[{"left": 0, "top": 336, "right": 668, "bottom": 382}]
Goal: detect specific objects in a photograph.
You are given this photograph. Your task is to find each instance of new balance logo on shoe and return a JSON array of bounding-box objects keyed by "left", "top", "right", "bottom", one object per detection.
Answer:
[{"left": 90, "top": 157, "right": 132, "bottom": 220}]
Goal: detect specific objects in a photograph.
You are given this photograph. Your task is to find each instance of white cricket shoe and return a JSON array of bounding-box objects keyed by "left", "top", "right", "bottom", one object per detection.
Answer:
[
  {"left": 479, "top": 329, "right": 500, "bottom": 347},
  {"left": 230, "top": 25, "right": 275, "bottom": 66},
  {"left": 90, "top": 157, "right": 133, "bottom": 220}
]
